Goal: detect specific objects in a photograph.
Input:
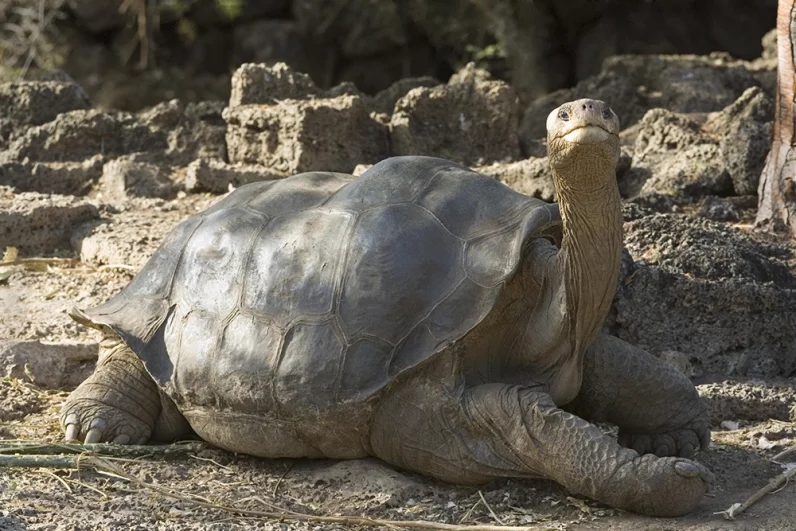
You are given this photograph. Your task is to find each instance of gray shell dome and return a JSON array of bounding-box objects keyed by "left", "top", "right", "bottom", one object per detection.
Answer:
[{"left": 76, "top": 157, "right": 561, "bottom": 414}]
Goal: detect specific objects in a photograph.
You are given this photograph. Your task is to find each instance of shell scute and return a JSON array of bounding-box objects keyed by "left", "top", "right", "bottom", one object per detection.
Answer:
[
  {"left": 337, "top": 203, "right": 463, "bottom": 346},
  {"left": 242, "top": 209, "right": 353, "bottom": 327},
  {"left": 274, "top": 321, "right": 345, "bottom": 411},
  {"left": 172, "top": 207, "right": 265, "bottom": 319}
]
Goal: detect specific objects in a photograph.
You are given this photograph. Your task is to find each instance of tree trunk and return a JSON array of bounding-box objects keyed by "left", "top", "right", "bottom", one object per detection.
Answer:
[{"left": 757, "top": 0, "right": 796, "bottom": 235}]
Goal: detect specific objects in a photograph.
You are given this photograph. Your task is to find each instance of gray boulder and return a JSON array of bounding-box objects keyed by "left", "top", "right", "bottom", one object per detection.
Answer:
[
  {"left": 621, "top": 109, "right": 732, "bottom": 200},
  {"left": 390, "top": 78, "right": 521, "bottom": 165},
  {"left": 704, "top": 87, "right": 773, "bottom": 196}
]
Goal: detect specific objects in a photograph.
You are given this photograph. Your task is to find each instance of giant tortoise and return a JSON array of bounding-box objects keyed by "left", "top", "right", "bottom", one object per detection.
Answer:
[{"left": 61, "top": 99, "right": 713, "bottom": 516}]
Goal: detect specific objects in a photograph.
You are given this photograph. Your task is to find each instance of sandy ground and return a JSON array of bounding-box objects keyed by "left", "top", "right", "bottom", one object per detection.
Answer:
[{"left": 1, "top": 256, "right": 795, "bottom": 530}]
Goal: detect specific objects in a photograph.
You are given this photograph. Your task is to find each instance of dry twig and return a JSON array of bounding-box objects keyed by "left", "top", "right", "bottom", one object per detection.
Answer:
[
  {"left": 772, "top": 445, "right": 796, "bottom": 464},
  {"left": 478, "top": 491, "right": 505, "bottom": 525},
  {"left": 1, "top": 257, "right": 78, "bottom": 268},
  {"left": 272, "top": 462, "right": 293, "bottom": 496},
  {"left": 0, "top": 441, "right": 207, "bottom": 458},
  {"left": 458, "top": 496, "right": 483, "bottom": 525},
  {"left": 0, "top": 447, "right": 537, "bottom": 530},
  {"left": 720, "top": 465, "right": 796, "bottom": 519}
]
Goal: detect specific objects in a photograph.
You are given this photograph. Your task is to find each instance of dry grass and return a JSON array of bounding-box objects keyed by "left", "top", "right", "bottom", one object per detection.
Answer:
[{"left": 0, "top": 0, "right": 67, "bottom": 78}]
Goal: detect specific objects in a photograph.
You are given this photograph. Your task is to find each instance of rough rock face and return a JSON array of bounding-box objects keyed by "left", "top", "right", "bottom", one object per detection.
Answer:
[
  {"left": 704, "top": 87, "right": 773, "bottom": 196},
  {"left": 0, "top": 82, "right": 90, "bottom": 137},
  {"left": 611, "top": 214, "right": 796, "bottom": 379},
  {"left": 520, "top": 53, "right": 773, "bottom": 144},
  {"left": 0, "top": 340, "right": 97, "bottom": 390},
  {"left": 2, "top": 110, "right": 165, "bottom": 163},
  {"left": 390, "top": 79, "right": 521, "bottom": 165},
  {"left": 0, "top": 157, "right": 102, "bottom": 196},
  {"left": 185, "top": 159, "right": 285, "bottom": 194},
  {"left": 139, "top": 100, "right": 228, "bottom": 165},
  {"left": 229, "top": 63, "right": 321, "bottom": 106},
  {"left": 0, "top": 191, "right": 98, "bottom": 256},
  {"left": 620, "top": 109, "right": 732, "bottom": 200},
  {"left": 623, "top": 215, "right": 792, "bottom": 286},
  {"left": 98, "top": 157, "right": 176, "bottom": 202},
  {"left": 697, "top": 380, "right": 796, "bottom": 424},
  {"left": 368, "top": 77, "right": 441, "bottom": 118},
  {"left": 225, "top": 95, "right": 388, "bottom": 173},
  {"left": 477, "top": 158, "right": 555, "bottom": 202},
  {"left": 610, "top": 88, "right": 772, "bottom": 203},
  {"left": 224, "top": 63, "right": 389, "bottom": 173}
]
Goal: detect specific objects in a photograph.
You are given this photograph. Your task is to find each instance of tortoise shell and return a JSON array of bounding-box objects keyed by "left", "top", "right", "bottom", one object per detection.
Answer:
[{"left": 77, "top": 156, "right": 561, "bottom": 414}]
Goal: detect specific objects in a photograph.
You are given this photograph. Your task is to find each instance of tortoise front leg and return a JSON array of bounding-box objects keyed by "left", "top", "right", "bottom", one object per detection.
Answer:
[
  {"left": 60, "top": 338, "right": 192, "bottom": 444},
  {"left": 370, "top": 366, "right": 713, "bottom": 516},
  {"left": 566, "top": 334, "right": 711, "bottom": 458}
]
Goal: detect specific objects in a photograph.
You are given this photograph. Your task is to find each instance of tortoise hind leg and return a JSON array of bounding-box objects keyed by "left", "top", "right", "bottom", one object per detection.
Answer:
[
  {"left": 370, "top": 363, "right": 713, "bottom": 517},
  {"left": 566, "top": 334, "right": 711, "bottom": 458},
  {"left": 60, "top": 338, "right": 192, "bottom": 444}
]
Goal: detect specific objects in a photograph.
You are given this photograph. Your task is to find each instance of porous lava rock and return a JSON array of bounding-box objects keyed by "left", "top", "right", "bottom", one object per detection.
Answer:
[
  {"left": 610, "top": 214, "right": 796, "bottom": 379},
  {"left": 390, "top": 78, "right": 521, "bottom": 165},
  {"left": 477, "top": 158, "right": 555, "bottom": 202},
  {"left": 697, "top": 380, "right": 796, "bottom": 424},
  {"left": 0, "top": 81, "right": 90, "bottom": 139},
  {"left": 225, "top": 63, "right": 388, "bottom": 173},
  {"left": 704, "top": 87, "right": 773, "bottom": 196},
  {"left": 98, "top": 156, "right": 177, "bottom": 202},
  {"left": 0, "top": 157, "right": 102, "bottom": 196},
  {"left": 139, "top": 100, "right": 228, "bottom": 165},
  {"left": 2, "top": 110, "right": 165, "bottom": 163},
  {"left": 0, "top": 191, "right": 98, "bottom": 256},
  {"left": 521, "top": 53, "right": 773, "bottom": 144},
  {"left": 185, "top": 158, "right": 285, "bottom": 194},
  {"left": 620, "top": 109, "right": 732, "bottom": 200},
  {"left": 229, "top": 62, "right": 320, "bottom": 106},
  {"left": 225, "top": 95, "right": 388, "bottom": 173}
]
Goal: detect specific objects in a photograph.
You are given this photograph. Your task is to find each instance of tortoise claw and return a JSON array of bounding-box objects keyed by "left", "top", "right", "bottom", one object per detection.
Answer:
[
  {"left": 64, "top": 414, "right": 80, "bottom": 441},
  {"left": 84, "top": 427, "right": 102, "bottom": 444},
  {"left": 113, "top": 433, "right": 131, "bottom": 445},
  {"left": 84, "top": 418, "right": 106, "bottom": 443}
]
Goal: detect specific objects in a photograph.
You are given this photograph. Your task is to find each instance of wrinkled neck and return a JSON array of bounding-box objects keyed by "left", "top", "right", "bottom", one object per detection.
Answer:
[{"left": 553, "top": 157, "right": 623, "bottom": 354}]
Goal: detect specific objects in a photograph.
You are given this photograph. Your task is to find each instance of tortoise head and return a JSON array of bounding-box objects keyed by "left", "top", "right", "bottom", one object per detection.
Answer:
[{"left": 545, "top": 99, "right": 620, "bottom": 180}]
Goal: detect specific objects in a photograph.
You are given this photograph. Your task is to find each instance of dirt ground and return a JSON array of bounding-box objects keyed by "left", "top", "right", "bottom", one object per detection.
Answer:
[
  {"left": 0, "top": 372, "right": 794, "bottom": 530},
  {"left": 1, "top": 196, "right": 795, "bottom": 531}
]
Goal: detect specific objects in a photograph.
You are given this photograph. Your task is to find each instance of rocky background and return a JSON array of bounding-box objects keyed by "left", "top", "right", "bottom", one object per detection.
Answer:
[
  {"left": 1, "top": 1, "right": 796, "bottom": 530},
  {"left": 0, "top": 0, "right": 780, "bottom": 108}
]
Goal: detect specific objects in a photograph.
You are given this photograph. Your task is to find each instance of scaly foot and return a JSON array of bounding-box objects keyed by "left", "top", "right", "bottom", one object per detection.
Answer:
[
  {"left": 619, "top": 419, "right": 711, "bottom": 458},
  {"left": 60, "top": 341, "right": 161, "bottom": 444},
  {"left": 602, "top": 454, "right": 714, "bottom": 517}
]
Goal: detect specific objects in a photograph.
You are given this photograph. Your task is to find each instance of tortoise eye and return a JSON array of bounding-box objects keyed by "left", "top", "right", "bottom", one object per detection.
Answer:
[
  {"left": 558, "top": 109, "right": 569, "bottom": 121},
  {"left": 602, "top": 107, "right": 613, "bottom": 119}
]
